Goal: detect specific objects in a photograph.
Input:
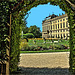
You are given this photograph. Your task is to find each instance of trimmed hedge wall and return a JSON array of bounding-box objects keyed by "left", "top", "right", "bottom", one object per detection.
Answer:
[
  {"left": 10, "top": 13, "right": 22, "bottom": 72},
  {"left": 0, "top": 1, "right": 9, "bottom": 63},
  {"left": 23, "top": 33, "right": 34, "bottom": 38},
  {"left": 68, "top": 12, "right": 75, "bottom": 73},
  {"left": 0, "top": 1, "right": 22, "bottom": 72}
]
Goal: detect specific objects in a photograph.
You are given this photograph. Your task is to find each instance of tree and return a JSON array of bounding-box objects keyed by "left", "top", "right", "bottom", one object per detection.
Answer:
[
  {"left": 21, "top": 12, "right": 31, "bottom": 34},
  {"left": 21, "top": 19, "right": 28, "bottom": 34},
  {"left": 65, "top": 0, "right": 75, "bottom": 10},
  {"left": 28, "top": 25, "right": 42, "bottom": 38}
]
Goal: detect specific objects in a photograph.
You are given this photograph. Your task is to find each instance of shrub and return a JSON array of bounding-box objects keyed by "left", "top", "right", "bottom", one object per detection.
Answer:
[
  {"left": 49, "top": 44, "right": 68, "bottom": 50},
  {"left": 29, "top": 46, "right": 36, "bottom": 51},
  {"left": 49, "top": 45, "right": 53, "bottom": 49},
  {"left": 20, "top": 42, "right": 29, "bottom": 51},
  {"left": 10, "top": 14, "right": 22, "bottom": 72},
  {"left": 42, "top": 46, "right": 48, "bottom": 50},
  {"left": 55, "top": 45, "right": 62, "bottom": 50},
  {"left": 21, "top": 39, "right": 27, "bottom": 42},
  {"left": 23, "top": 33, "right": 34, "bottom": 38}
]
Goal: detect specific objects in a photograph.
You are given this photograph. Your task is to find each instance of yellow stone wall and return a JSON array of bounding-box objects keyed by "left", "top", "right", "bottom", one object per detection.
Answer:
[{"left": 42, "top": 14, "right": 69, "bottom": 39}]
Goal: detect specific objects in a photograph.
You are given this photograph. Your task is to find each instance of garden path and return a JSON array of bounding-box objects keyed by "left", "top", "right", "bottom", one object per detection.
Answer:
[{"left": 17, "top": 52, "right": 70, "bottom": 75}]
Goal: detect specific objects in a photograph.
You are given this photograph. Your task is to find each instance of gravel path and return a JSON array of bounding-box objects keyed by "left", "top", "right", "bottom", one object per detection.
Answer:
[{"left": 17, "top": 52, "right": 70, "bottom": 75}]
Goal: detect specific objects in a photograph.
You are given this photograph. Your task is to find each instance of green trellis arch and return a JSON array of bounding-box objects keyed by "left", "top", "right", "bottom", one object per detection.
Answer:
[{"left": 0, "top": 0, "right": 75, "bottom": 75}]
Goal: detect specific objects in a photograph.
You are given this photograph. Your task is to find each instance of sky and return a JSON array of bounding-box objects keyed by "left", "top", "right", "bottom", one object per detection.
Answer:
[{"left": 26, "top": 2, "right": 65, "bottom": 32}]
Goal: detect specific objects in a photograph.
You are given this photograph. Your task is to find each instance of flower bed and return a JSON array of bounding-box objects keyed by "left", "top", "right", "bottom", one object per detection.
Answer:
[
  {"left": 20, "top": 44, "right": 69, "bottom": 51},
  {"left": 20, "top": 39, "right": 69, "bottom": 51}
]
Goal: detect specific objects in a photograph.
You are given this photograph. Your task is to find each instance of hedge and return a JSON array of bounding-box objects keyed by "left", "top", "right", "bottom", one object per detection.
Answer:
[{"left": 23, "top": 33, "right": 34, "bottom": 38}]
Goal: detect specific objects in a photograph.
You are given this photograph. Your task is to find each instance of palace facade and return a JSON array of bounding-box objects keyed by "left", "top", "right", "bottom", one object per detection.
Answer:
[{"left": 42, "top": 14, "right": 69, "bottom": 39}]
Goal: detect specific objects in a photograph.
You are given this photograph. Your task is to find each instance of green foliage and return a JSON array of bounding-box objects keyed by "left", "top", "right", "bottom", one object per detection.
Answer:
[
  {"left": 20, "top": 18, "right": 28, "bottom": 34},
  {"left": 68, "top": 11, "right": 75, "bottom": 73},
  {"left": 20, "top": 41, "right": 29, "bottom": 51},
  {"left": 20, "top": 49, "right": 70, "bottom": 53},
  {"left": 21, "top": 12, "right": 31, "bottom": 34},
  {"left": 10, "top": 13, "right": 22, "bottom": 72},
  {"left": 20, "top": 39, "right": 69, "bottom": 51},
  {"left": 23, "top": 33, "right": 34, "bottom": 38},
  {"left": 28, "top": 25, "right": 42, "bottom": 38},
  {"left": 20, "top": 42, "right": 69, "bottom": 51},
  {"left": 8, "top": 10, "right": 24, "bottom": 72},
  {"left": 0, "top": 1, "right": 9, "bottom": 62}
]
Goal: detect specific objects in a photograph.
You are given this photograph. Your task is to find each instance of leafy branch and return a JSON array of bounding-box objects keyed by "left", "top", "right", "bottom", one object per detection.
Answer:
[{"left": 66, "top": 0, "right": 75, "bottom": 10}]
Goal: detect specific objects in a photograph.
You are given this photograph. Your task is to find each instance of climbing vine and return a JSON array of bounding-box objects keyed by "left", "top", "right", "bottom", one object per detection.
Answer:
[{"left": 0, "top": 1, "right": 9, "bottom": 62}]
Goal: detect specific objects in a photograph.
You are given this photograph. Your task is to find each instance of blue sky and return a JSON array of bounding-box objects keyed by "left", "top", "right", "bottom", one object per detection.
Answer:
[{"left": 26, "top": 3, "right": 65, "bottom": 31}]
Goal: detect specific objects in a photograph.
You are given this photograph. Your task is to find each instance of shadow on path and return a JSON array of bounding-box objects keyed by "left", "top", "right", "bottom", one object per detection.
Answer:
[{"left": 11, "top": 67, "right": 71, "bottom": 75}]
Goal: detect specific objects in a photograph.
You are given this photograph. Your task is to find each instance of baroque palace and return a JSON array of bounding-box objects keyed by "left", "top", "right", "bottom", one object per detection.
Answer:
[{"left": 42, "top": 14, "right": 69, "bottom": 39}]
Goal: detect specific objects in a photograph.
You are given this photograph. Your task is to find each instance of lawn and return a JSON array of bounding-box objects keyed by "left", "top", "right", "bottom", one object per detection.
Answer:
[
  {"left": 20, "top": 49, "right": 70, "bottom": 53},
  {"left": 28, "top": 39, "right": 69, "bottom": 47}
]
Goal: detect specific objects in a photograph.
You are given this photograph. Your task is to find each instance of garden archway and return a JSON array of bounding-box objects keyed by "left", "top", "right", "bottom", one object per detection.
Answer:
[{"left": 0, "top": 0, "right": 75, "bottom": 75}]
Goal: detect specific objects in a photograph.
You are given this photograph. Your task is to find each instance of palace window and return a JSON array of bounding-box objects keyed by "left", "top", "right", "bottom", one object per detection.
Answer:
[
  {"left": 58, "top": 24, "right": 59, "bottom": 28},
  {"left": 63, "top": 22, "right": 65, "bottom": 28},
  {"left": 56, "top": 31, "right": 57, "bottom": 33},
  {"left": 67, "top": 34, "right": 68, "bottom": 37},
  {"left": 60, "top": 23, "right": 62, "bottom": 28},
  {"left": 66, "top": 18, "right": 68, "bottom": 20},
  {"left": 63, "top": 19, "right": 65, "bottom": 21},
  {"left": 56, "top": 24, "right": 57, "bottom": 29},
  {"left": 66, "top": 29, "right": 68, "bottom": 31},
  {"left": 63, "top": 29, "right": 65, "bottom": 32},
  {"left": 63, "top": 34, "right": 65, "bottom": 38},
  {"left": 56, "top": 35, "right": 57, "bottom": 38},
  {"left": 66, "top": 22, "right": 68, "bottom": 27},
  {"left": 61, "top": 34, "right": 62, "bottom": 38},
  {"left": 51, "top": 25, "right": 52, "bottom": 29}
]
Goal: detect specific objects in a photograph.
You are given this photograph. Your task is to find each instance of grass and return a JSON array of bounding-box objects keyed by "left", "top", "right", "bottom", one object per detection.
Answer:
[
  {"left": 28, "top": 39, "right": 69, "bottom": 47},
  {"left": 20, "top": 49, "right": 70, "bottom": 53}
]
